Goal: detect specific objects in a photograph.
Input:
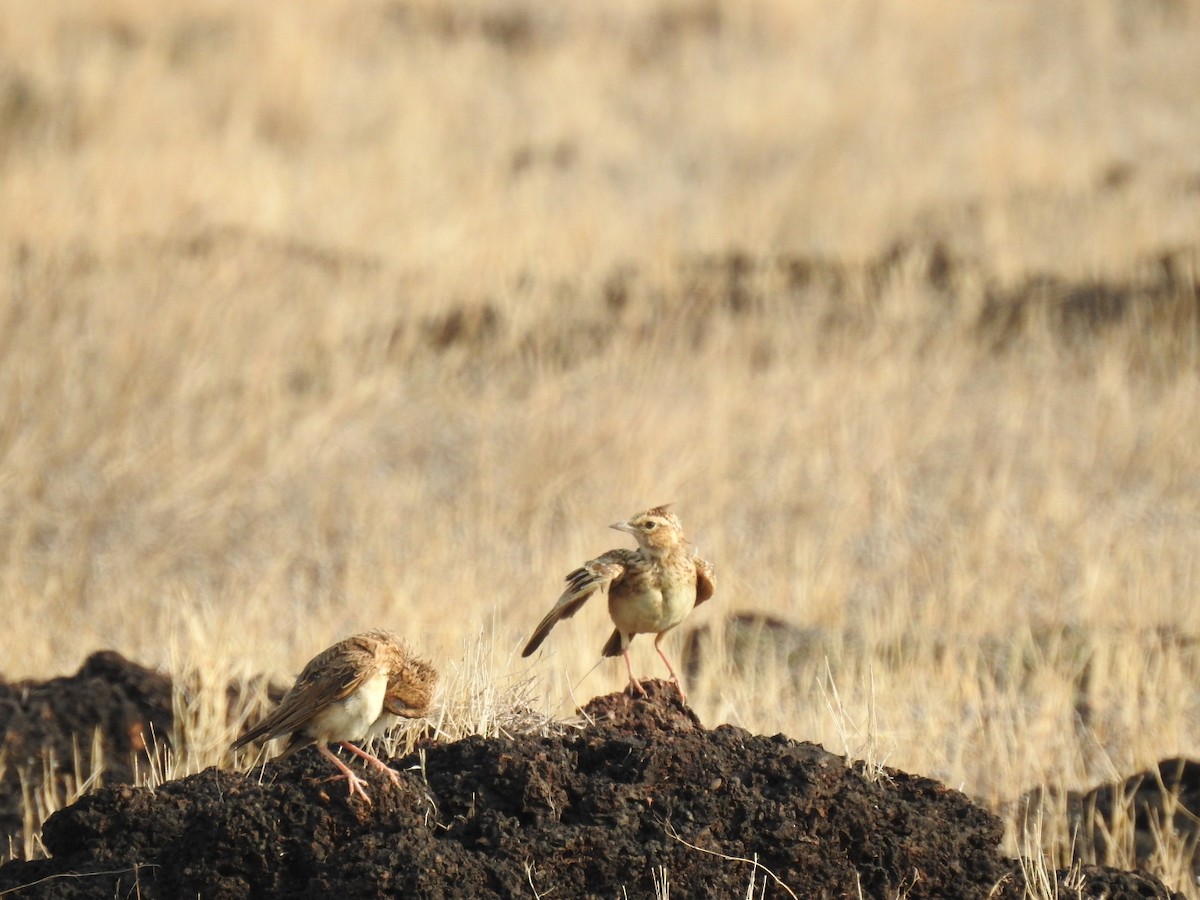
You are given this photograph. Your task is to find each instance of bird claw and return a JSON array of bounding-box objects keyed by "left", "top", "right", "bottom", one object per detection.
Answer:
[
  {"left": 376, "top": 765, "right": 402, "bottom": 786},
  {"left": 671, "top": 680, "right": 688, "bottom": 704}
]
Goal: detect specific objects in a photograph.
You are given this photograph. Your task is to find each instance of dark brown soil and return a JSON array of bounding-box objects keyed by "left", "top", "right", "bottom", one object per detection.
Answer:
[
  {"left": 0, "top": 651, "right": 175, "bottom": 845},
  {"left": 1013, "top": 757, "right": 1200, "bottom": 877},
  {"left": 0, "top": 677, "right": 1182, "bottom": 899}
]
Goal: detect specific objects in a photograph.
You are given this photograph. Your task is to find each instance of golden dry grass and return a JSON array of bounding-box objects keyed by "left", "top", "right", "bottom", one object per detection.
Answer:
[{"left": 4, "top": 0, "right": 1200, "bottom": 892}]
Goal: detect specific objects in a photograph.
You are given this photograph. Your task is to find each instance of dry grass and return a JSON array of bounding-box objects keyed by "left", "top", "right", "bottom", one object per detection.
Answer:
[{"left": 4, "top": 0, "right": 1200, "bottom": 891}]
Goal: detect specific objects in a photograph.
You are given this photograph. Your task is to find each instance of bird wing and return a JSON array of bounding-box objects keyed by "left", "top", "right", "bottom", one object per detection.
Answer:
[
  {"left": 694, "top": 555, "right": 716, "bottom": 607},
  {"left": 521, "top": 549, "right": 633, "bottom": 657},
  {"left": 230, "top": 634, "right": 378, "bottom": 749}
]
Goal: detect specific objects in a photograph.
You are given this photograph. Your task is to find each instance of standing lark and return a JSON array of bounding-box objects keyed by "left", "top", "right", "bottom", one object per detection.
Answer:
[
  {"left": 522, "top": 505, "right": 715, "bottom": 702},
  {"left": 231, "top": 629, "right": 437, "bottom": 803}
]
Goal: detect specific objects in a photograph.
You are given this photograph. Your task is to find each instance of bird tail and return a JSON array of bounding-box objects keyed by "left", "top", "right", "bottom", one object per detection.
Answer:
[
  {"left": 601, "top": 629, "right": 623, "bottom": 658},
  {"left": 269, "top": 731, "right": 317, "bottom": 761}
]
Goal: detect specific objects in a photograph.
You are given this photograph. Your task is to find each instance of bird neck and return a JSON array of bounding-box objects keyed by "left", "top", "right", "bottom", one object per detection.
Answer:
[{"left": 640, "top": 543, "right": 680, "bottom": 561}]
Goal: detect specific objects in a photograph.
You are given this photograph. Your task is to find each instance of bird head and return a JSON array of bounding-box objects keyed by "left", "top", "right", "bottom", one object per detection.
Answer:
[
  {"left": 384, "top": 654, "right": 439, "bottom": 718},
  {"left": 610, "top": 505, "right": 684, "bottom": 554}
]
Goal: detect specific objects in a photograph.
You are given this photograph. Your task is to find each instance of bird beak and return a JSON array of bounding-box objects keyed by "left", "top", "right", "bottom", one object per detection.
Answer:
[{"left": 610, "top": 519, "right": 635, "bottom": 535}]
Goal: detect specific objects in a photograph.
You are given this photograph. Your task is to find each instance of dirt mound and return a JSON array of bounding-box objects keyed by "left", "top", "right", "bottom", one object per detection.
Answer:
[
  {"left": 0, "top": 680, "right": 1180, "bottom": 899},
  {"left": 0, "top": 652, "right": 175, "bottom": 846},
  {"left": 0, "top": 651, "right": 284, "bottom": 853},
  {"left": 1013, "top": 757, "right": 1200, "bottom": 877}
]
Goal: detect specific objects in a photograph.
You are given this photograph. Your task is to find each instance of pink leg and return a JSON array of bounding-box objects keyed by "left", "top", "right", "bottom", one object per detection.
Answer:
[
  {"left": 622, "top": 648, "right": 648, "bottom": 697},
  {"left": 654, "top": 633, "right": 687, "bottom": 703},
  {"left": 318, "top": 744, "right": 373, "bottom": 803},
  {"left": 340, "top": 741, "right": 401, "bottom": 785}
]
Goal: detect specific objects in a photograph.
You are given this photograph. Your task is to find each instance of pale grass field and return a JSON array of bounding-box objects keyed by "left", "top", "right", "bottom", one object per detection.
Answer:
[{"left": 4, "top": 0, "right": 1200, "bottom": 892}]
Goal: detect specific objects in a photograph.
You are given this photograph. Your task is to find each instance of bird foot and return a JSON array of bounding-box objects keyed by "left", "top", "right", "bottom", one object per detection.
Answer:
[
  {"left": 339, "top": 741, "right": 402, "bottom": 787},
  {"left": 626, "top": 677, "right": 649, "bottom": 698},
  {"left": 370, "top": 761, "right": 402, "bottom": 786},
  {"left": 326, "top": 772, "right": 373, "bottom": 804}
]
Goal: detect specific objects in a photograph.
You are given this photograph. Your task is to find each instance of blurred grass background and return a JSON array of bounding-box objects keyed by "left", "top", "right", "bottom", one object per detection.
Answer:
[{"left": 3, "top": 0, "right": 1200, "bottom": 885}]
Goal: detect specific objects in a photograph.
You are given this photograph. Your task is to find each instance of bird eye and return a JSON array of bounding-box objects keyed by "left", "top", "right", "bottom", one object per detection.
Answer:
[{"left": 643, "top": 521, "right": 657, "bottom": 530}]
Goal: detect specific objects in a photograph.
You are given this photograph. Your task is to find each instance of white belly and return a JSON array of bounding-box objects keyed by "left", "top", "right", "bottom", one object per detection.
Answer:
[{"left": 309, "top": 671, "right": 388, "bottom": 744}]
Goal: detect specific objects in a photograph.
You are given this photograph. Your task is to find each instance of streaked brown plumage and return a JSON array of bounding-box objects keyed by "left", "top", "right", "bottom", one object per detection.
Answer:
[
  {"left": 522, "top": 505, "right": 715, "bottom": 702},
  {"left": 365, "top": 653, "right": 440, "bottom": 745},
  {"left": 231, "top": 629, "right": 437, "bottom": 802}
]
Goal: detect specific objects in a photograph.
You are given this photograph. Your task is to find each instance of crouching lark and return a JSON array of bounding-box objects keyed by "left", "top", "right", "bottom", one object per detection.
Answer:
[
  {"left": 522, "top": 505, "right": 715, "bottom": 702},
  {"left": 231, "top": 629, "right": 437, "bottom": 803}
]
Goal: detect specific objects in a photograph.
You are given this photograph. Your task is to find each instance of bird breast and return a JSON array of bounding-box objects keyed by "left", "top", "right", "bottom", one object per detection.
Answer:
[{"left": 609, "top": 556, "right": 697, "bottom": 635}]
